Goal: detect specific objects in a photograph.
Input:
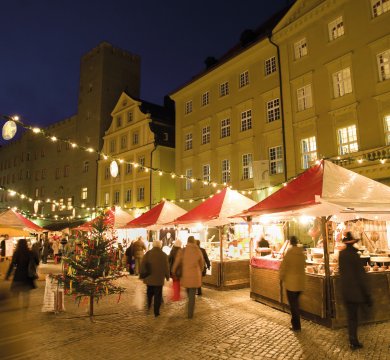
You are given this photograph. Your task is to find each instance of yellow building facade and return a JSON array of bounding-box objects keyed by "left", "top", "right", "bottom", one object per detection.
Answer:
[
  {"left": 274, "top": 0, "right": 390, "bottom": 183},
  {"left": 171, "top": 0, "right": 390, "bottom": 207},
  {"left": 97, "top": 93, "right": 175, "bottom": 216}
]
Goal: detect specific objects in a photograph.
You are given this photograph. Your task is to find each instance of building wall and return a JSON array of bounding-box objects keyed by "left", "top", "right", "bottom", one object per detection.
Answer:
[
  {"left": 97, "top": 93, "right": 175, "bottom": 217},
  {"left": 273, "top": 0, "right": 390, "bottom": 182},
  {"left": 171, "top": 38, "right": 283, "bottom": 205},
  {"left": 0, "top": 42, "right": 141, "bottom": 219}
]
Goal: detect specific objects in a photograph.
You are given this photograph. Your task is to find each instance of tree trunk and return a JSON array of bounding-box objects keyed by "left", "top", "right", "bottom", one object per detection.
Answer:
[{"left": 89, "top": 295, "right": 94, "bottom": 317}]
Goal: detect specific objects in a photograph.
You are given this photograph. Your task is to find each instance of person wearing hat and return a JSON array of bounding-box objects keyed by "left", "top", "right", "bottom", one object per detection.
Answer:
[
  {"left": 139, "top": 240, "right": 170, "bottom": 318},
  {"left": 279, "top": 235, "right": 305, "bottom": 332},
  {"left": 339, "top": 231, "right": 372, "bottom": 350}
]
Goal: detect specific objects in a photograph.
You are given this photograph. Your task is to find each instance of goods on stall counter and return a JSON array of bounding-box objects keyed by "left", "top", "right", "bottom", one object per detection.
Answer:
[{"left": 42, "top": 275, "right": 65, "bottom": 312}]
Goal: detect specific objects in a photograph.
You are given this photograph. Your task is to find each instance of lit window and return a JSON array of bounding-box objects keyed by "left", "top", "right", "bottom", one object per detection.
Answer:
[
  {"left": 201, "top": 91, "right": 209, "bottom": 107},
  {"left": 239, "top": 71, "right": 249, "bottom": 88},
  {"left": 81, "top": 187, "right": 88, "bottom": 200},
  {"left": 110, "top": 139, "right": 116, "bottom": 153},
  {"left": 220, "top": 82, "right": 229, "bottom": 97},
  {"left": 384, "top": 115, "right": 390, "bottom": 144},
  {"left": 132, "top": 132, "right": 139, "bottom": 145},
  {"left": 332, "top": 67, "right": 352, "bottom": 98},
  {"left": 377, "top": 49, "right": 390, "bottom": 82},
  {"left": 240, "top": 110, "right": 252, "bottom": 131},
  {"left": 202, "top": 164, "right": 210, "bottom": 182},
  {"left": 126, "top": 163, "right": 133, "bottom": 175},
  {"left": 297, "top": 85, "right": 313, "bottom": 111},
  {"left": 59, "top": 198, "right": 64, "bottom": 207},
  {"left": 201, "top": 126, "right": 210, "bottom": 145},
  {"left": 121, "top": 135, "right": 128, "bottom": 150},
  {"left": 301, "top": 137, "right": 317, "bottom": 169},
  {"left": 125, "top": 189, "right": 132, "bottom": 203},
  {"left": 83, "top": 161, "right": 89, "bottom": 173},
  {"left": 328, "top": 16, "right": 344, "bottom": 41},
  {"left": 242, "top": 154, "right": 253, "bottom": 180},
  {"left": 267, "top": 98, "right": 281, "bottom": 122},
  {"left": 265, "top": 56, "right": 277, "bottom": 76},
  {"left": 221, "top": 159, "right": 230, "bottom": 183},
  {"left": 338, "top": 125, "right": 358, "bottom": 155},
  {"left": 294, "top": 38, "right": 307, "bottom": 59},
  {"left": 138, "top": 156, "right": 145, "bottom": 172},
  {"left": 114, "top": 191, "right": 120, "bottom": 204},
  {"left": 51, "top": 203, "right": 56, "bottom": 212},
  {"left": 269, "top": 146, "right": 284, "bottom": 175},
  {"left": 185, "top": 100, "right": 193, "bottom": 115},
  {"left": 184, "top": 133, "right": 193, "bottom": 151},
  {"left": 104, "top": 193, "right": 109, "bottom": 206},
  {"left": 185, "top": 169, "right": 192, "bottom": 190},
  {"left": 137, "top": 187, "right": 145, "bottom": 201},
  {"left": 220, "top": 118, "right": 231, "bottom": 138},
  {"left": 371, "top": 0, "right": 390, "bottom": 17},
  {"left": 127, "top": 111, "right": 133, "bottom": 123},
  {"left": 67, "top": 197, "right": 73, "bottom": 208}
]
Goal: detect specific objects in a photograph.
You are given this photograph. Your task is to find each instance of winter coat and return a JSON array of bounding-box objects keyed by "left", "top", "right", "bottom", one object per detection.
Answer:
[
  {"left": 6, "top": 250, "right": 39, "bottom": 291},
  {"left": 200, "top": 247, "right": 211, "bottom": 276},
  {"left": 42, "top": 240, "right": 51, "bottom": 257},
  {"left": 125, "top": 244, "right": 133, "bottom": 264},
  {"left": 52, "top": 241, "right": 60, "bottom": 256},
  {"left": 132, "top": 239, "right": 147, "bottom": 259},
  {"left": 279, "top": 245, "right": 306, "bottom": 292},
  {"left": 339, "top": 244, "right": 370, "bottom": 303},
  {"left": 140, "top": 247, "right": 170, "bottom": 286},
  {"left": 168, "top": 246, "right": 182, "bottom": 277},
  {"left": 172, "top": 243, "right": 204, "bottom": 289}
]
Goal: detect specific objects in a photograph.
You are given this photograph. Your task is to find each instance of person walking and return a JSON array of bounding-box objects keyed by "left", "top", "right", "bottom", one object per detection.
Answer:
[
  {"left": 125, "top": 241, "right": 134, "bottom": 275},
  {"left": 5, "top": 239, "right": 39, "bottom": 309},
  {"left": 42, "top": 239, "right": 51, "bottom": 264},
  {"left": 168, "top": 239, "right": 182, "bottom": 301},
  {"left": 139, "top": 240, "right": 170, "bottom": 318},
  {"left": 280, "top": 235, "right": 305, "bottom": 332},
  {"left": 172, "top": 236, "right": 204, "bottom": 319},
  {"left": 339, "top": 231, "right": 372, "bottom": 350},
  {"left": 196, "top": 240, "right": 210, "bottom": 296},
  {"left": 132, "top": 237, "right": 147, "bottom": 276},
  {"left": 52, "top": 239, "right": 60, "bottom": 264}
]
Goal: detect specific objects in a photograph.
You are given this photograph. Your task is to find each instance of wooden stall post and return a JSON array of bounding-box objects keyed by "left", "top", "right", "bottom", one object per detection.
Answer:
[
  {"left": 218, "top": 226, "right": 223, "bottom": 287},
  {"left": 247, "top": 216, "right": 253, "bottom": 289},
  {"left": 320, "top": 216, "right": 333, "bottom": 319}
]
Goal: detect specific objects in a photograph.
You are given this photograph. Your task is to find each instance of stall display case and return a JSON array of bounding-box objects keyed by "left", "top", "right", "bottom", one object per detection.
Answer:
[{"left": 250, "top": 219, "right": 390, "bottom": 327}]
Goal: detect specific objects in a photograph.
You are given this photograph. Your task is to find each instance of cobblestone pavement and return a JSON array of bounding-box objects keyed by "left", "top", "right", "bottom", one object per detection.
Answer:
[{"left": 0, "top": 262, "right": 389, "bottom": 360}]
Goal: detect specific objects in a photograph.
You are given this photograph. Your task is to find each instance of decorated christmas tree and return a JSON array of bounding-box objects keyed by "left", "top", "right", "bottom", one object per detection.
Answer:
[{"left": 54, "top": 211, "right": 125, "bottom": 317}]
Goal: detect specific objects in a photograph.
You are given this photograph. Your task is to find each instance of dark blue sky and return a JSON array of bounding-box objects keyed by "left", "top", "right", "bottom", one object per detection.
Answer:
[{"left": 0, "top": 0, "right": 289, "bottom": 128}]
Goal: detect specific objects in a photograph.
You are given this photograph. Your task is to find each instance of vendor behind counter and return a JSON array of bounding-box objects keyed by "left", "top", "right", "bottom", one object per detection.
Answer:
[{"left": 256, "top": 237, "right": 272, "bottom": 257}]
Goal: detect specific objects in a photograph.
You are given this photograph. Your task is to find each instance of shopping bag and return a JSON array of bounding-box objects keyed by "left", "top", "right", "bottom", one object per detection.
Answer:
[{"left": 133, "top": 281, "right": 145, "bottom": 310}]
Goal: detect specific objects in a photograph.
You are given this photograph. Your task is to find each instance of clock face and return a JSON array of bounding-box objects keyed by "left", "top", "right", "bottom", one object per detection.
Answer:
[
  {"left": 110, "top": 160, "right": 119, "bottom": 178},
  {"left": 2, "top": 120, "right": 17, "bottom": 140}
]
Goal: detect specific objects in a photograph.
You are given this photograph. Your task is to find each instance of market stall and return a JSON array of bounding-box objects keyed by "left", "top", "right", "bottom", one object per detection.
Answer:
[
  {"left": 240, "top": 160, "right": 390, "bottom": 327},
  {"left": 121, "top": 200, "right": 187, "bottom": 248},
  {"left": 171, "top": 188, "right": 256, "bottom": 289}
]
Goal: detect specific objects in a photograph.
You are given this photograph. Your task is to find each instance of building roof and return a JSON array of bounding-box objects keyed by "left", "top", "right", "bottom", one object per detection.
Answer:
[{"left": 170, "top": 3, "right": 294, "bottom": 96}]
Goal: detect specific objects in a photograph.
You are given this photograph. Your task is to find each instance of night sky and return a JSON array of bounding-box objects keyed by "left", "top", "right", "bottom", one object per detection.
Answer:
[{"left": 1, "top": 0, "right": 290, "bottom": 129}]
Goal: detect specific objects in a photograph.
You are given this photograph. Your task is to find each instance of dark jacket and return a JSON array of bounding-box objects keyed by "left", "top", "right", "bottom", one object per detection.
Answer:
[
  {"left": 200, "top": 247, "right": 211, "bottom": 276},
  {"left": 339, "top": 244, "right": 370, "bottom": 303},
  {"left": 125, "top": 244, "right": 133, "bottom": 263},
  {"left": 6, "top": 250, "right": 39, "bottom": 291},
  {"left": 168, "top": 246, "right": 181, "bottom": 276},
  {"left": 140, "top": 247, "right": 170, "bottom": 286},
  {"left": 280, "top": 245, "right": 306, "bottom": 291}
]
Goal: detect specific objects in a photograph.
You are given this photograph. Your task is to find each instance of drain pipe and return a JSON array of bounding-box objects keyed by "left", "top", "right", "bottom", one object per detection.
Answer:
[
  {"left": 150, "top": 142, "right": 157, "bottom": 209},
  {"left": 268, "top": 34, "right": 287, "bottom": 181}
]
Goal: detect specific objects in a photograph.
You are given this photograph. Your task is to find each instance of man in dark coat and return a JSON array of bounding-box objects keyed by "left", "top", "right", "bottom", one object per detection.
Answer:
[
  {"left": 339, "top": 232, "right": 372, "bottom": 350},
  {"left": 140, "top": 240, "right": 170, "bottom": 317},
  {"left": 125, "top": 241, "right": 134, "bottom": 275},
  {"left": 196, "top": 240, "right": 210, "bottom": 296}
]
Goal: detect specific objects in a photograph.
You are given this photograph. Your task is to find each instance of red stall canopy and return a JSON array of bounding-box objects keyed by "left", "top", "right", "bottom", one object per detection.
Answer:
[
  {"left": 0, "top": 209, "right": 45, "bottom": 233},
  {"left": 240, "top": 160, "right": 390, "bottom": 220},
  {"left": 171, "top": 187, "right": 256, "bottom": 227},
  {"left": 122, "top": 201, "right": 186, "bottom": 230},
  {"left": 73, "top": 207, "right": 133, "bottom": 231}
]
